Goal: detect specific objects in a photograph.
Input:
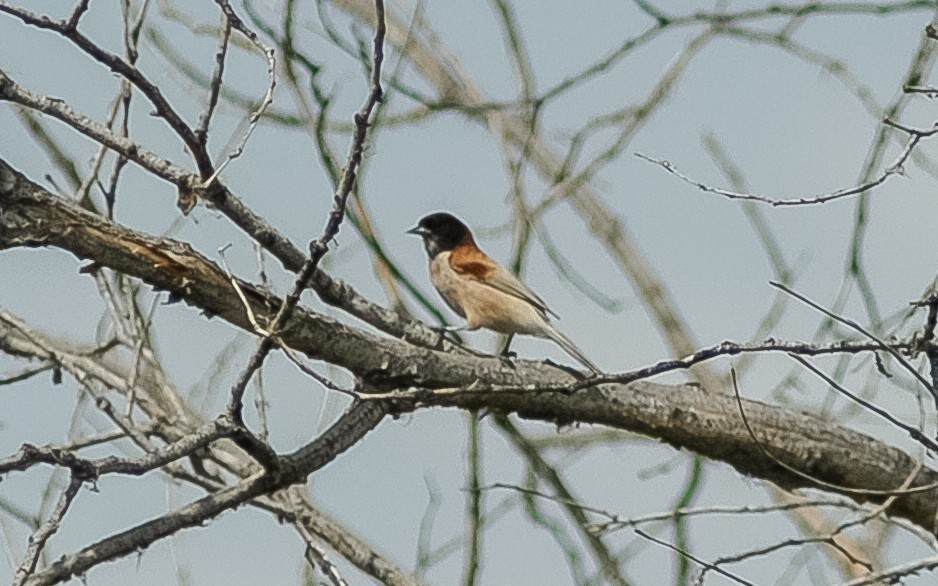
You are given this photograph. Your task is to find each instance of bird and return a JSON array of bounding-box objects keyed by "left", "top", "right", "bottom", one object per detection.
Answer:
[{"left": 407, "top": 212, "right": 602, "bottom": 374}]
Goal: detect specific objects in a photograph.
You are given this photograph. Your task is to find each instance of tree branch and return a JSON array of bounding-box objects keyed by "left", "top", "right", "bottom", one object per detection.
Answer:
[{"left": 3, "top": 157, "right": 938, "bottom": 540}]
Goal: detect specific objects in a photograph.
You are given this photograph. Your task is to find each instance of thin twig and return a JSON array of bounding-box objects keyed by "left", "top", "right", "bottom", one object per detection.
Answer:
[
  {"left": 0, "top": 1, "right": 208, "bottom": 173},
  {"left": 771, "top": 281, "right": 937, "bottom": 406},
  {"left": 836, "top": 556, "right": 938, "bottom": 586},
  {"left": 11, "top": 476, "right": 82, "bottom": 586},
  {"left": 636, "top": 116, "right": 938, "bottom": 206},
  {"left": 226, "top": 0, "right": 385, "bottom": 421},
  {"left": 731, "top": 370, "right": 938, "bottom": 497},
  {"left": 462, "top": 413, "right": 483, "bottom": 586},
  {"left": 194, "top": 10, "right": 232, "bottom": 147},
  {"left": 482, "top": 482, "right": 864, "bottom": 534},
  {"left": 633, "top": 529, "right": 755, "bottom": 586},
  {"left": 791, "top": 354, "right": 938, "bottom": 453},
  {"left": 201, "top": 0, "right": 277, "bottom": 187},
  {"left": 295, "top": 522, "right": 350, "bottom": 586}
]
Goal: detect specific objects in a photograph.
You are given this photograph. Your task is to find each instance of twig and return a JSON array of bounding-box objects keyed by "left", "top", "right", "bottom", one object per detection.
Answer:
[
  {"left": 483, "top": 482, "right": 864, "bottom": 534},
  {"left": 482, "top": 336, "right": 917, "bottom": 395},
  {"left": 633, "top": 529, "right": 754, "bottom": 586},
  {"left": 201, "top": 0, "right": 277, "bottom": 187},
  {"left": 0, "top": 69, "right": 445, "bottom": 348},
  {"left": 919, "top": 295, "right": 938, "bottom": 396},
  {"left": 125, "top": 291, "right": 160, "bottom": 417},
  {"left": 462, "top": 413, "right": 483, "bottom": 586},
  {"left": 226, "top": 255, "right": 319, "bottom": 420},
  {"left": 791, "top": 354, "right": 938, "bottom": 453},
  {"left": 226, "top": 0, "right": 385, "bottom": 422},
  {"left": 279, "top": 343, "right": 356, "bottom": 397},
  {"left": 11, "top": 476, "right": 82, "bottom": 586},
  {"left": 194, "top": 10, "right": 232, "bottom": 148},
  {"left": 771, "top": 281, "right": 937, "bottom": 406},
  {"left": 414, "top": 476, "right": 443, "bottom": 577},
  {"left": 295, "top": 522, "right": 350, "bottom": 586},
  {"left": 636, "top": 116, "right": 938, "bottom": 206},
  {"left": 0, "top": 1, "right": 208, "bottom": 174},
  {"left": 22, "top": 398, "right": 387, "bottom": 586},
  {"left": 0, "top": 363, "right": 52, "bottom": 385},
  {"left": 695, "top": 452, "right": 930, "bottom": 583},
  {"left": 0, "top": 417, "right": 234, "bottom": 477},
  {"left": 904, "top": 84, "right": 938, "bottom": 95},
  {"left": 731, "top": 370, "right": 938, "bottom": 497},
  {"left": 836, "top": 556, "right": 938, "bottom": 586},
  {"left": 493, "top": 416, "right": 630, "bottom": 586}
]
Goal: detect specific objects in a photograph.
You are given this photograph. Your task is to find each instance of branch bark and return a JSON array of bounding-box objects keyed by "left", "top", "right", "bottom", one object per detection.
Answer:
[{"left": 3, "top": 157, "right": 937, "bottom": 541}]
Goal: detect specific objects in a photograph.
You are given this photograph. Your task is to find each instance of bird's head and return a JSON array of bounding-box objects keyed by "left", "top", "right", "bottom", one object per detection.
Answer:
[{"left": 407, "top": 212, "right": 472, "bottom": 258}]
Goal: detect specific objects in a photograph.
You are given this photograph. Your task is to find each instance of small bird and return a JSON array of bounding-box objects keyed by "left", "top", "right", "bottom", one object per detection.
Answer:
[{"left": 407, "top": 212, "right": 601, "bottom": 374}]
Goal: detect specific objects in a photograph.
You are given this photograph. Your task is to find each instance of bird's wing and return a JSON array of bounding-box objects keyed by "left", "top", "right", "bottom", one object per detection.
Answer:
[{"left": 451, "top": 253, "right": 559, "bottom": 320}]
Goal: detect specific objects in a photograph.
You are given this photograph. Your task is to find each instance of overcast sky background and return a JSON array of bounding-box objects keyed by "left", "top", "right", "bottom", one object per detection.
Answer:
[{"left": 3, "top": 0, "right": 938, "bottom": 584}]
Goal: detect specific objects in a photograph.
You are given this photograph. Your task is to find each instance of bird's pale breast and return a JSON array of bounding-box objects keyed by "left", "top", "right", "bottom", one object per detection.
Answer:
[{"left": 430, "top": 252, "right": 550, "bottom": 336}]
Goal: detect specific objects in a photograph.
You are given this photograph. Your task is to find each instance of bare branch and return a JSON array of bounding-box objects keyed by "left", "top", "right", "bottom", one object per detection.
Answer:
[
  {"left": 633, "top": 529, "right": 754, "bottom": 586},
  {"left": 12, "top": 476, "right": 82, "bottom": 586},
  {"left": 771, "top": 281, "right": 936, "bottom": 404},
  {"left": 0, "top": 69, "right": 448, "bottom": 350},
  {"left": 225, "top": 0, "right": 385, "bottom": 422},
  {"left": 791, "top": 355, "right": 938, "bottom": 453},
  {"left": 0, "top": 417, "right": 234, "bottom": 478},
  {"left": 296, "top": 522, "right": 350, "bottom": 586},
  {"left": 635, "top": 116, "right": 932, "bottom": 207},
  {"left": 0, "top": 1, "right": 211, "bottom": 175},
  {"left": 837, "top": 556, "right": 938, "bottom": 586},
  {"left": 194, "top": 11, "right": 232, "bottom": 148},
  {"left": 8, "top": 157, "right": 938, "bottom": 542},
  {"left": 200, "top": 0, "right": 277, "bottom": 188}
]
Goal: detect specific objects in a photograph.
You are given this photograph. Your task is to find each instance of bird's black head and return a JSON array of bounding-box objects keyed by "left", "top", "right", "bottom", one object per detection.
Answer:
[{"left": 407, "top": 212, "right": 472, "bottom": 258}]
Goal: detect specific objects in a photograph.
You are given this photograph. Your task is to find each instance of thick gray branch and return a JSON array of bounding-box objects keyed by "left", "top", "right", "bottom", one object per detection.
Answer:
[{"left": 2, "top": 158, "right": 937, "bottom": 541}]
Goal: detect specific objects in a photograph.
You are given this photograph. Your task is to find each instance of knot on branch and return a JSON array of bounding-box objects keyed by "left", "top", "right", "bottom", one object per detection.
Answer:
[
  {"left": 308, "top": 240, "right": 328, "bottom": 258},
  {"left": 21, "top": 443, "right": 96, "bottom": 482},
  {"left": 230, "top": 426, "right": 282, "bottom": 476},
  {"left": 0, "top": 162, "right": 18, "bottom": 196},
  {"left": 176, "top": 182, "right": 202, "bottom": 216},
  {"left": 177, "top": 176, "right": 228, "bottom": 215}
]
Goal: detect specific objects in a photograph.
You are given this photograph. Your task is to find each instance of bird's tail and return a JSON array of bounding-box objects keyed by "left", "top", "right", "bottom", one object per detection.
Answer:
[{"left": 544, "top": 324, "right": 602, "bottom": 374}]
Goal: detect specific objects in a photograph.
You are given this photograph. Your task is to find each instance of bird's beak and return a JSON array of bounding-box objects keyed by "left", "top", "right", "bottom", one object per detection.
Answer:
[{"left": 406, "top": 226, "right": 428, "bottom": 237}]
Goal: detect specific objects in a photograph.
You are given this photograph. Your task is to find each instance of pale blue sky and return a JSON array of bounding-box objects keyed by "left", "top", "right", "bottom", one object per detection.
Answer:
[{"left": 2, "top": 1, "right": 938, "bottom": 584}]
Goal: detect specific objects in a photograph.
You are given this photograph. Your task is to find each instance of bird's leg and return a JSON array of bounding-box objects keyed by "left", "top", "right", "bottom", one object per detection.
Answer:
[
  {"left": 432, "top": 324, "right": 467, "bottom": 348},
  {"left": 496, "top": 333, "right": 517, "bottom": 369},
  {"left": 497, "top": 333, "right": 516, "bottom": 358}
]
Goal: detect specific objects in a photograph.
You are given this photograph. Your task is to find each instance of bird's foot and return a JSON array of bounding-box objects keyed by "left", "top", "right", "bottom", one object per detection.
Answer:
[
  {"left": 498, "top": 353, "right": 518, "bottom": 370},
  {"left": 432, "top": 324, "right": 465, "bottom": 348},
  {"left": 496, "top": 346, "right": 518, "bottom": 370}
]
